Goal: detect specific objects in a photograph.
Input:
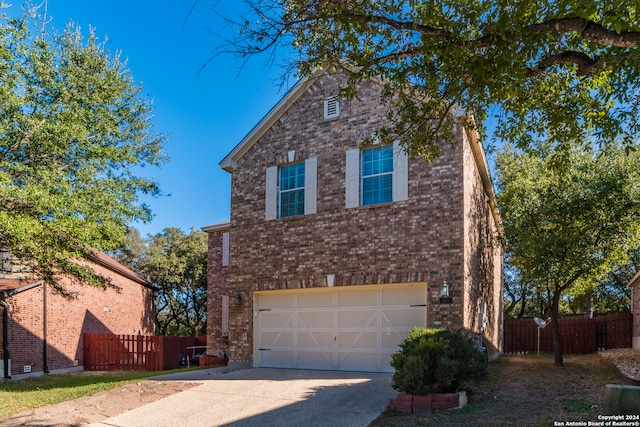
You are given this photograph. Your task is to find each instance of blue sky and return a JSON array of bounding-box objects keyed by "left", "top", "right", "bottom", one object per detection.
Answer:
[{"left": 6, "top": 1, "right": 294, "bottom": 236}]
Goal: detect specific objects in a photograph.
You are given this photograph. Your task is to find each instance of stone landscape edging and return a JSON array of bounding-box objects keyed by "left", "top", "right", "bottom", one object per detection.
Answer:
[{"left": 388, "top": 391, "right": 467, "bottom": 414}]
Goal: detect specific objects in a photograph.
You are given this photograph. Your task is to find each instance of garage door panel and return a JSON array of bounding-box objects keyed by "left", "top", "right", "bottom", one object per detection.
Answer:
[
  {"left": 298, "top": 331, "right": 334, "bottom": 348},
  {"left": 338, "top": 290, "right": 378, "bottom": 306},
  {"left": 298, "top": 292, "right": 333, "bottom": 308},
  {"left": 260, "top": 293, "right": 295, "bottom": 309},
  {"left": 259, "top": 351, "right": 294, "bottom": 368},
  {"left": 382, "top": 309, "right": 425, "bottom": 328},
  {"left": 298, "top": 311, "right": 333, "bottom": 328},
  {"left": 260, "top": 312, "right": 295, "bottom": 328},
  {"left": 337, "top": 352, "right": 379, "bottom": 372},
  {"left": 337, "top": 310, "right": 376, "bottom": 328},
  {"left": 297, "top": 351, "right": 333, "bottom": 370},
  {"left": 338, "top": 331, "right": 377, "bottom": 349},
  {"left": 382, "top": 286, "right": 427, "bottom": 305},
  {"left": 382, "top": 330, "right": 411, "bottom": 348},
  {"left": 260, "top": 331, "right": 293, "bottom": 347}
]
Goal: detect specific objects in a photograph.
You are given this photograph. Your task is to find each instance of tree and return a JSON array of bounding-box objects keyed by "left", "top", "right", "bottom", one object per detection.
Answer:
[
  {"left": 215, "top": 0, "right": 640, "bottom": 159},
  {"left": 124, "top": 228, "right": 208, "bottom": 336},
  {"left": 0, "top": 9, "right": 166, "bottom": 294},
  {"left": 495, "top": 143, "right": 640, "bottom": 366}
]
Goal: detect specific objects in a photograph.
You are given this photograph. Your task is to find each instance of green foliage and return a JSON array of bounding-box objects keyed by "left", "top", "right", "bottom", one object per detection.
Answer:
[
  {"left": 496, "top": 143, "right": 640, "bottom": 364},
  {"left": 390, "top": 328, "right": 487, "bottom": 395},
  {"left": 114, "top": 227, "right": 208, "bottom": 336},
  {"left": 0, "top": 7, "right": 166, "bottom": 294},
  {"left": 217, "top": 0, "right": 640, "bottom": 160}
]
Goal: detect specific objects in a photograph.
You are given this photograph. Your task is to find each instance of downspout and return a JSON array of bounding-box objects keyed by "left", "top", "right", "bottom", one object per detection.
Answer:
[
  {"left": 43, "top": 282, "right": 49, "bottom": 374},
  {"left": 1, "top": 300, "right": 10, "bottom": 379}
]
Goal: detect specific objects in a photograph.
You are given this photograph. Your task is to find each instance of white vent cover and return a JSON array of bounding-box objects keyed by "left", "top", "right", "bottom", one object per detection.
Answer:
[{"left": 324, "top": 96, "right": 339, "bottom": 119}]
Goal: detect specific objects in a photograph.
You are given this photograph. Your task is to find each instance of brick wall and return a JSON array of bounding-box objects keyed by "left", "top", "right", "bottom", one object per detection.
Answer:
[
  {"left": 461, "top": 131, "right": 504, "bottom": 356},
  {"left": 205, "top": 224, "right": 230, "bottom": 357},
  {"left": 223, "top": 72, "right": 489, "bottom": 363},
  {"left": 2, "top": 261, "right": 155, "bottom": 378}
]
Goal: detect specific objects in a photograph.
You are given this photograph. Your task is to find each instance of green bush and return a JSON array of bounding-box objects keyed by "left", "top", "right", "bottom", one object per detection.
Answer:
[{"left": 390, "top": 328, "right": 488, "bottom": 395}]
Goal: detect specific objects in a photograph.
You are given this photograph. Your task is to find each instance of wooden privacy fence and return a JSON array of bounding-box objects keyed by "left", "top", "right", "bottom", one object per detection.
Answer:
[
  {"left": 84, "top": 333, "right": 207, "bottom": 371},
  {"left": 504, "top": 313, "right": 632, "bottom": 355}
]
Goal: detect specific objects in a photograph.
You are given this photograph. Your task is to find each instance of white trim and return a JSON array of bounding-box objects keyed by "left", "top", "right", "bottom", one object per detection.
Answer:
[
  {"left": 201, "top": 221, "right": 230, "bottom": 233},
  {"left": 220, "top": 68, "right": 326, "bottom": 173}
]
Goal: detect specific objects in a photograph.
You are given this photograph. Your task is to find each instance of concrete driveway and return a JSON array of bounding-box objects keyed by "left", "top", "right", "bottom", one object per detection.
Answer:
[{"left": 88, "top": 367, "right": 396, "bottom": 427}]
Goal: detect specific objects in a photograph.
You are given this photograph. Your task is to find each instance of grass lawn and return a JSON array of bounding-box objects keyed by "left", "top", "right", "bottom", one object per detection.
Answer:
[
  {"left": 370, "top": 352, "right": 635, "bottom": 427},
  {"left": 0, "top": 366, "right": 207, "bottom": 419}
]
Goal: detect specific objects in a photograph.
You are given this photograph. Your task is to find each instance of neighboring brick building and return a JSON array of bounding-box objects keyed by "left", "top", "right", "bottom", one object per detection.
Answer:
[
  {"left": 0, "top": 251, "right": 155, "bottom": 380},
  {"left": 204, "top": 69, "right": 504, "bottom": 372}
]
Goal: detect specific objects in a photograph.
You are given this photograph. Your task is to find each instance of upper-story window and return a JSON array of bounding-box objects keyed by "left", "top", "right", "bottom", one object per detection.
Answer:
[
  {"left": 345, "top": 141, "right": 408, "bottom": 208},
  {"left": 361, "top": 145, "right": 393, "bottom": 205},
  {"left": 279, "top": 162, "right": 305, "bottom": 217},
  {"left": 265, "top": 157, "right": 317, "bottom": 220}
]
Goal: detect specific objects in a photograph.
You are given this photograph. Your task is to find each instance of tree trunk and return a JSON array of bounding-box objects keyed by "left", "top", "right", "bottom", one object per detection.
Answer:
[{"left": 551, "top": 290, "right": 564, "bottom": 367}]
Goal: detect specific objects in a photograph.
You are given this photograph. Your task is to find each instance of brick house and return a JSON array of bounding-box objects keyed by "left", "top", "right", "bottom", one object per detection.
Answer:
[
  {"left": 627, "top": 272, "right": 640, "bottom": 349},
  {"left": 0, "top": 251, "right": 155, "bottom": 380},
  {"left": 204, "top": 69, "right": 504, "bottom": 372}
]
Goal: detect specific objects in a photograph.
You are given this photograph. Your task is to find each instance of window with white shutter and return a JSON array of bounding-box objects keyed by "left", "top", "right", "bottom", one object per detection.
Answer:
[
  {"left": 221, "top": 232, "right": 230, "bottom": 267},
  {"left": 345, "top": 141, "right": 408, "bottom": 208},
  {"left": 265, "top": 158, "right": 317, "bottom": 220}
]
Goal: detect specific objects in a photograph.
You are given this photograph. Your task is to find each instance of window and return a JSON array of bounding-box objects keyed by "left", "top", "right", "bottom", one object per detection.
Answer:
[
  {"left": 265, "top": 158, "right": 317, "bottom": 220},
  {"left": 345, "top": 141, "right": 408, "bottom": 208},
  {"left": 279, "top": 162, "right": 305, "bottom": 217},
  {"left": 361, "top": 146, "right": 393, "bottom": 205},
  {"left": 221, "top": 232, "right": 230, "bottom": 267}
]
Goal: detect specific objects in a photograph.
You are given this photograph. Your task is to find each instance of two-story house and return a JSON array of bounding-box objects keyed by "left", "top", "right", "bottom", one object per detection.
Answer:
[{"left": 204, "top": 69, "right": 504, "bottom": 372}]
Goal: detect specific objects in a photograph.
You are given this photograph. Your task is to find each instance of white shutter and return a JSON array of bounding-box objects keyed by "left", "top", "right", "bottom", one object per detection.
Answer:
[
  {"left": 304, "top": 157, "right": 317, "bottom": 215},
  {"left": 265, "top": 166, "right": 278, "bottom": 220},
  {"left": 221, "top": 232, "right": 230, "bottom": 267},
  {"left": 345, "top": 148, "right": 360, "bottom": 208},
  {"left": 392, "top": 141, "right": 409, "bottom": 202},
  {"left": 222, "top": 295, "right": 229, "bottom": 335}
]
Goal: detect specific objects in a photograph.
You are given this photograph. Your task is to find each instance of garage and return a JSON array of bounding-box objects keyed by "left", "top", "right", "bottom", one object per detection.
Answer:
[{"left": 253, "top": 283, "right": 427, "bottom": 373}]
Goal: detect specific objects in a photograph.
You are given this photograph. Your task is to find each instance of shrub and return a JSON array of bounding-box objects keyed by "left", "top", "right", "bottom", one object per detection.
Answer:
[{"left": 390, "top": 328, "right": 487, "bottom": 395}]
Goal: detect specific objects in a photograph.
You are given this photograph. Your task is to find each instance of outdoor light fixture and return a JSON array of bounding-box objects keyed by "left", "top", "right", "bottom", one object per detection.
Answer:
[
  {"left": 233, "top": 292, "right": 243, "bottom": 305},
  {"left": 439, "top": 280, "right": 452, "bottom": 304}
]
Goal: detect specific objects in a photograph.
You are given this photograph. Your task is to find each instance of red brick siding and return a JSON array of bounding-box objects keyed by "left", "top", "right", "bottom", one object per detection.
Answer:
[
  {"left": 225, "top": 72, "right": 468, "bottom": 363},
  {"left": 3, "top": 263, "right": 154, "bottom": 376},
  {"left": 206, "top": 228, "right": 230, "bottom": 357}
]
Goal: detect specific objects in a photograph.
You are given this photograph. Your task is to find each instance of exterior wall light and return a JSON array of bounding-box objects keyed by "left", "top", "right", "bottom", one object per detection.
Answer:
[{"left": 440, "top": 280, "right": 452, "bottom": 304}]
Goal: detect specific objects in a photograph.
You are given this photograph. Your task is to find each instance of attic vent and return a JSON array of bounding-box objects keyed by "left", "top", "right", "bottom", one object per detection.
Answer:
[{"left": 324, "top": 96, "right": 339, "bottom": 119}]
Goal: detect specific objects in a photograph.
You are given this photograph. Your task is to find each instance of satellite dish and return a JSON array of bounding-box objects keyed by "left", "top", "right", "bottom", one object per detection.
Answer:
[{"left": 534, "top": 317, "right": 547, "bottom": 329}]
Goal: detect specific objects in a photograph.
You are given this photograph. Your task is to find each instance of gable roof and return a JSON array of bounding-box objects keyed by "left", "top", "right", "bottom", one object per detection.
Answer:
[
  {"left": 219, "top": 68, "right": 503, "bottom": 239},
  {"left": 219, "top": 68, "right": 326, "bottom": 173},
  {"left": 87, "top": 251, "right": 153, "bottom": 289},
  {"left": 0, "top": 279, "right": 43, "bottom": 298}
]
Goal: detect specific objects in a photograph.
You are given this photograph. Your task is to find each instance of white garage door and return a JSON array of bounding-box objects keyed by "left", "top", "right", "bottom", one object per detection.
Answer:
[{"left": 254, "top": 283, "right": 427, "bottom": 373}]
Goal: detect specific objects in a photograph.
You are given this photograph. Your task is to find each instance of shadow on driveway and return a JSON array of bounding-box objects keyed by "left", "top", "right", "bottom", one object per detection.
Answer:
[{"left": 89, "top": 368, "right": 396, "bottom": 427}]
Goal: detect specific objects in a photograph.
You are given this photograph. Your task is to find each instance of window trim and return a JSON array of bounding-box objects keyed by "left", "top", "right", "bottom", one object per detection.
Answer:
[{"left": 360, "top": 145, "right": 393, "bottom": 206}]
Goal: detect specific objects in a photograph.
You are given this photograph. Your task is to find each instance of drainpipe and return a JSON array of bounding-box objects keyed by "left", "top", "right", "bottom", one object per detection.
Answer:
[
  {"left": 1, "top": 300, "right": 10, "bottom": 379},
  {"left": 43, "top": 283, "right": 49, "bottom": 374}
]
